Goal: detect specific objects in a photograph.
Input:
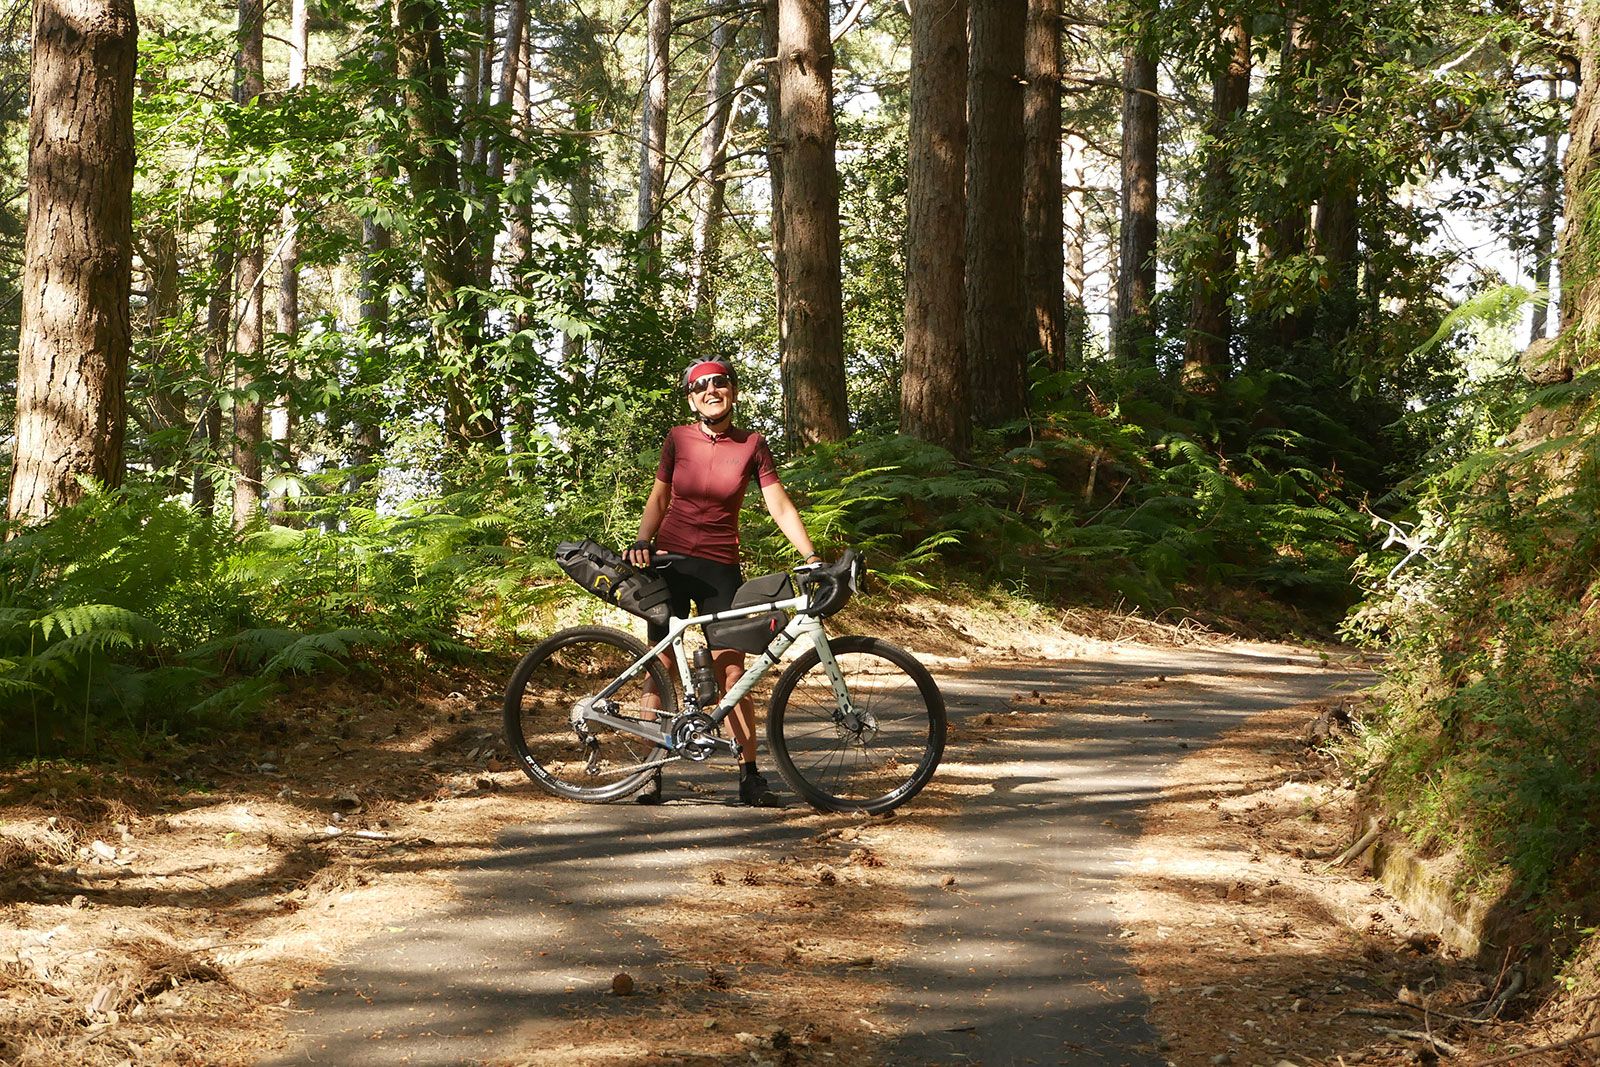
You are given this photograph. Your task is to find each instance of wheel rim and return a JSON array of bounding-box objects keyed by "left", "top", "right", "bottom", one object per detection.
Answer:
[
  {"left": 510, "top": 635, "right": 663, "bottom": 793},
  {"left": 778, "top": 650, "right": 936, "bottom": 806}
]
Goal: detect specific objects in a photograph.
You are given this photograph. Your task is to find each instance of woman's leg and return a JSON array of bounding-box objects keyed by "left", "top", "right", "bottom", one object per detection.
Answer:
[{"left": 714, "top": 648, "right": 756, "bottom": 761}]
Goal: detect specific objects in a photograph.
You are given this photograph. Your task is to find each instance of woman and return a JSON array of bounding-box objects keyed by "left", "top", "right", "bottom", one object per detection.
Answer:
[{"left": 624, "top": 359, "right": 822, "bottom": 807}]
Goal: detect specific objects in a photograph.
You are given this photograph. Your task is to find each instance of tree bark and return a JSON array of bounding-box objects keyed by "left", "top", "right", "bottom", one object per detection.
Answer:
[
  {"left": 967, "top": 0, "right": 1030, "bottom": 425},
  {"left": 267, "top": 0, "right": 308, "bottom": 519},
  {"left": 1181, "top": 8, "right": 1250, "bottom": 392},
  {"left": 1113, "top": 38, "right": 1158, "bottom": 364},
  {"left": 773, "top": 0, "right": 849, "bottom": 444},
  {"left": 231, "top": 0, "right": 267, "bottom": 529},
  {"left": 691, "top": 16, "right": 736, "bottom": 329},
  {"left": 1023, "top": 0, "right": 1064, "bottom": 369},
  {"left": 1561, "top": 6, "right": 1600, "bottom": 342},
  {"left": 194, "top": 218, "right": 234, "bottom": 513},
  {"left": 140, "top": 225, "right": 187, "bottom": 485},
  {"left": 764, "top": 0, "right": 788, "bottom": 398},
  {"left": 394, "top": 0, "right": 499, "bottom": 451},
  {"left": 637, "top": 0, "right": 671, "bottom": 279},
  {"left": 1063, "top": 131, "right": 1088, "bottom": 366},
  {"left": 7, "top": 0, "right": 136, "bottom": 525},
  {"left": 901, "top": 0, "right": 970, "bottom": 455},
  {"left": 1531, "top": 74, "right": 1562, "bottom": 344},
  {"left": 480, "top": 0, "right": 526, "bottom": 286},
  {"left": 1258, "top": 9, "right": 1310, "bottom": 352}
]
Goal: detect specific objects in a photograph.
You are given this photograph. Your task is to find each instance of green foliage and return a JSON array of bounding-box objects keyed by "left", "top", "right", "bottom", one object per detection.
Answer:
[
  {"left": 1347, "top": 374, "right": 1600, "bottom": 908},
  {"left": 0, "top": 484, "right": 565, "bottom": 758},
  {"left": 749, "top": 363, "right": 1366, "bottom": 614}
]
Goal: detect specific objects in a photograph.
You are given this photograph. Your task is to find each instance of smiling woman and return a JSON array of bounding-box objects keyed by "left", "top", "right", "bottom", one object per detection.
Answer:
[{"left": 621, "top": 358, "right": 824, "bottom": 807}]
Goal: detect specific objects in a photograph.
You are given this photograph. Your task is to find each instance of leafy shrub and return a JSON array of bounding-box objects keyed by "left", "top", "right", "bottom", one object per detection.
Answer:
[
  {"left": 1348, "top": 380, "right": 1600, "bottom": 908},
  {"left": 0, "top": 485, "right": 559, "bottom": 757}
]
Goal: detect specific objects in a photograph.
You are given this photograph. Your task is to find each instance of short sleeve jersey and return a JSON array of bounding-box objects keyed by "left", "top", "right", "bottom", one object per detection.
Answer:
[{"left": 653, "top": 424, "right": 781, "bottom": 565}]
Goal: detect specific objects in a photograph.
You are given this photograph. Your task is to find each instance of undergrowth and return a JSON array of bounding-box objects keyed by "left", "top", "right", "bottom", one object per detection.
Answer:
[{"left": 1346, "top": 367, "right": 1600, "bottom": 941}]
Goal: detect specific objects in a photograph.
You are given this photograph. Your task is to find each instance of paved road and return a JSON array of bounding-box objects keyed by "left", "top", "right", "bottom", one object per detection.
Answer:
[{"left": 268, "top": 642, "right": 1368, "bottom": 1066}]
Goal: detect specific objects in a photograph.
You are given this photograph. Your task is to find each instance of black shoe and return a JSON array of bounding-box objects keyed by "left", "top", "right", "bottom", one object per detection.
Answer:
[
  {"left": 635, "top": 767, "right": 663, "bottom": 805},
  {"left": 739, "top": 770, "right": 785, "bottom": 808}
]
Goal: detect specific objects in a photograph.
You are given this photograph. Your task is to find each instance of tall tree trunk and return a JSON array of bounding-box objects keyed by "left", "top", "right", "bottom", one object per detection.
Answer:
[
  {"left": 1023, "top": 0, "right": 1064, "bottom": 369},
  {"left": 560, "top": 106, "right": 593, "bottom": 368},
  {"left": 773, "top": 0, "right": 849, "bottom": 444},
  {"left": 6, "top": 0, "right": 136, "bottom": 525},
  {"left": 1063, "top": 131, "right": 1088, "bottom": 366},
  {"left": 1258, "top": 10, "right": 1310, "bottom": 352},
  {"left": 1113, "top": 37, "right": 1158, "bottom": 364},
  {"left": 637, "top": 0, "right": 671, "bottom": 279},
  {"left": 1181, "top": 8, "right": 1250, "bottom": 392},
  {"left": 901, "top": 0, "right": 969, "bottom": 455},
  {"left": 1314, "top": 17, "right": 1359, "bottom": 335},
  {"left": 764, "top": 0, "right": 788, "bottom": 395},
  {"left": 508, "top": 28, "right": 534, "bottom": 275},
  {"left": 267, "top": 0, "right": 309, "bottom": 519},
  {"left": 231, "top": 0, "right": 266, "bottom": 529},
  {"left": 966, "top": 0, "right": 1030, "bottom": 425},
  {"left": 394, "top": 0, "right": 499, "bottom": 451},
  {"left": 141, "top": 226, "right": 187, "bottom": 485},
  {"left": 691, "top": 16, "right": 736, "bottom": 329},
  {"left": 194, "top": 221, "right": 234, "bottom": 513},
  {"left": 1561, "top": 6, "right": 1600, "bottom": 341},
  {"left": 348, "top": 22, "right": 394, "bottom": 496},
  {"left": 479, "top": 0, "right": 525, "bottom": 287},
  {"left": 1531, "top": 74, "right": 1562, "bottom": 344}
]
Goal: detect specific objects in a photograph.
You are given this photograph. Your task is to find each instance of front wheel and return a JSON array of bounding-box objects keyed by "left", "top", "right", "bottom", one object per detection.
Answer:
[
  {"left": 767, "top": 636, "right": 946, "bottom": 814},
  {"left": 503, "top": 626, "right": 674, "bottom": 802}
]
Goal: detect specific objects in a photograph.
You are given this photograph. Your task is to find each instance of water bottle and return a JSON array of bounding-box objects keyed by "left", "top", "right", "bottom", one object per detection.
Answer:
[{"left": 691, "top": 648, "right": 719, "bottom": 707}]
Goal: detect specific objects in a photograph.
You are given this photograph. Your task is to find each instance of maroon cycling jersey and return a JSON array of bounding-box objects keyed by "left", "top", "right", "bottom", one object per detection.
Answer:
[{"left": 653, "top": 424, "right": 780, "bottom": 565}]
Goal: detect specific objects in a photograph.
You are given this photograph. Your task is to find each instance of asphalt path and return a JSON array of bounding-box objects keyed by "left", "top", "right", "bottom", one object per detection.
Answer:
[{"left": 267, "top": 641, "right": 1369, "bottom": 1066}]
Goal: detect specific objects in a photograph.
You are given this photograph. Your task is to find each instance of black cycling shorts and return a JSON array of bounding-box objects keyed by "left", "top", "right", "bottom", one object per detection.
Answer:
[{"left": 646, "top": 555, "right": 744, "bottom": 649}]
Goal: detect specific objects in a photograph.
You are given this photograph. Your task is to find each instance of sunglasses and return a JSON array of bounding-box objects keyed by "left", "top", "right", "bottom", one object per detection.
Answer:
[{"left": 687, "top": 373, "right": 734, "bottom": 395}]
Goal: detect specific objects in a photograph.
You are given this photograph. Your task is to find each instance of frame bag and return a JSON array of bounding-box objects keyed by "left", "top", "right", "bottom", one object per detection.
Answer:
[
  {"left": 704, "top": 572, "right": 793, "bottom": 654},
  {"left": 555, "top": 540, "right": 671, "bottom": 626}
]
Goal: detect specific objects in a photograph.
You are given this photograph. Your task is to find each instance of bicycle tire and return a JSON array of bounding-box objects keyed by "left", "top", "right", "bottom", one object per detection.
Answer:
[
  {"left": 766, "top": 636, "right": 946, "bottom": 814},
  {"left": 503, "top": 626, "right": 676, "bottom": 802}
]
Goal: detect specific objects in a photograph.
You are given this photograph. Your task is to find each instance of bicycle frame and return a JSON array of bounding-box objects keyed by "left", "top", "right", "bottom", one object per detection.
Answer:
[{"left": 579, "top": 592, "right": 859, "bottom": 757}]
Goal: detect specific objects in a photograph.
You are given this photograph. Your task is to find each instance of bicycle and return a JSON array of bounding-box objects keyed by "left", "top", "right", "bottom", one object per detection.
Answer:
[{"left": 503, "top": 550, "right": 946, "bottom": 814}]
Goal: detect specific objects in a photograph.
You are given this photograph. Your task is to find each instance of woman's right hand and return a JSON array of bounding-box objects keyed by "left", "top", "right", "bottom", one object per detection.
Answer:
[{"left": 625, "top": 540, "right": 655, "bottom": 569}]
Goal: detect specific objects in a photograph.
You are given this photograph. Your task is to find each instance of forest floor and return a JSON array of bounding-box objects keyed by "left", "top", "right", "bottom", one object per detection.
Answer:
[{"left": 0, "top": 593, "right": 1595, "bottom": 1065}]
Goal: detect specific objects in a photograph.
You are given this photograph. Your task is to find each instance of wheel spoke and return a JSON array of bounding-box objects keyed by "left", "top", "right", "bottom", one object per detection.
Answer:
[
  {"left": 505, "top": 628, "right": 671, "bottom": 802},
  {"left": 769, "top": 641, "right": 945, "bottom": 813}
]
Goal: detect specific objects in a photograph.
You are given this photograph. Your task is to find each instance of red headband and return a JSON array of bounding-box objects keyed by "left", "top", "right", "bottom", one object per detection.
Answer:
[{"left": 685, "top": 360, "right": 732, "bottom": 385}]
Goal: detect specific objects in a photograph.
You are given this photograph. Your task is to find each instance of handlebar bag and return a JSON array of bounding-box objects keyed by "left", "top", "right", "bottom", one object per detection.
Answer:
[
  {"left": 555, "top": 540, "right": 671, "bottom": 626},
  {"left": 704, "top": 572, "right": 793, "bottom": 654}
]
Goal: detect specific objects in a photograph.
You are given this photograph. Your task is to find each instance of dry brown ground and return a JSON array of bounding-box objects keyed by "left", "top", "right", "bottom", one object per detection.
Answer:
[
  {"left": 4, "top": 590, "right": 1593, "bottom": 1066},
  {"left": 1115, "top": 699, "right": 1600, "bottom": 1066}
]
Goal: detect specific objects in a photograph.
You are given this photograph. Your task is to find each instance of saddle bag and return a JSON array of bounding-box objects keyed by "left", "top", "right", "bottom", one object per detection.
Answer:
[
  {"left": 704, "top": 572, "right": 793, "bottom": 654},
  {"left": 555, "top": 540, "right": 671, "bottom": 626}
]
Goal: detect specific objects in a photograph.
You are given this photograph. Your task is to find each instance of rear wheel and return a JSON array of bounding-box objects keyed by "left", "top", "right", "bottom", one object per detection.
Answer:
[
  {"left": 503, "top": 626, "right": 674, "bottom": 802},
  {"left": 767, "top": 636, "right": 945, "bottom": 814}
]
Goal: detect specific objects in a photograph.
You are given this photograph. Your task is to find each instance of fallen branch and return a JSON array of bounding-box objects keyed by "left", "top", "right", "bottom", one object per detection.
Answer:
[
  {"left": 1322, "top": 817, "right": 1382, "bottom": 871},
  {"left": 1473, "top": 1030, "right": 1600, "bottom": 1065},
  {"left": 305, "top": 828, "right": 392, "bottom": 843},
  {"left": 1372, "top": 1025, "right": 1463, "bottom": 1057}
]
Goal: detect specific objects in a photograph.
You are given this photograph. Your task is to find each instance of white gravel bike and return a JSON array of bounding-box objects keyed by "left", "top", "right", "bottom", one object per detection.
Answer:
[{"left": 503, "top": 551, "right": 946, "bottom": 814}]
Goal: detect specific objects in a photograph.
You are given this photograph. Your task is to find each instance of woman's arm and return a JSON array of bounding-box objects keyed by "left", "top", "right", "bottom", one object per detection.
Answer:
[
  {"left": 627, "top": 479, "right": 672, "bottom": 567},
  {"left": 760, "top": 481, "right": 820, "bottom": 562}
]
